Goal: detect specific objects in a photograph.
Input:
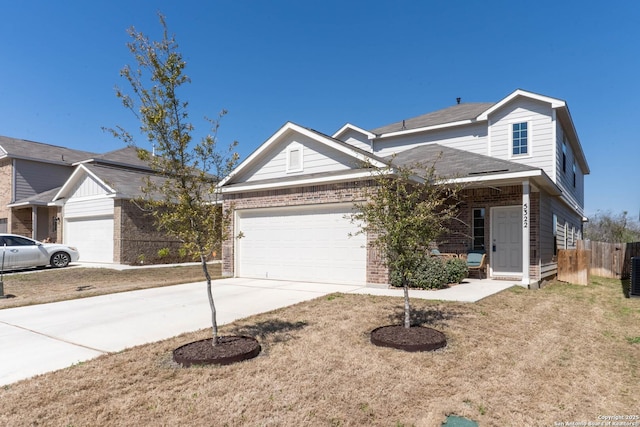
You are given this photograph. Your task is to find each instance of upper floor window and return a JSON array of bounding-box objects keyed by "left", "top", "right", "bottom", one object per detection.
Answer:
[
  {"left": 286, "top": 144, "right": 303, "bottom": 173},
  {"left": 573, "top": 162, "right": 577, "bottom": 187},
  {"left": 512, "top": 122, "right": 528, "bottom": 156}
]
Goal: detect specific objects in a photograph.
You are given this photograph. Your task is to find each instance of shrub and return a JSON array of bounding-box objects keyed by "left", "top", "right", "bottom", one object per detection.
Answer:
[
  {"left": 157, "top": 247, "right": 171, "bottom": 258},
  {"left": 390, "top": 255, "right": 449, "bottom": 289},
  {"left": 445, "top": 257, "right": 468, "bottom": 284}
]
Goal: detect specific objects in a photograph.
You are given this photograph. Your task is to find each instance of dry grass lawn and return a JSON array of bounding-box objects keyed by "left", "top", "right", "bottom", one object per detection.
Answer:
[
  {"left": 1, "top": 276, "right": 639, "bottom": 426},
  {"left": 0, "top": 263, "right": 219, "bottom": 309}
]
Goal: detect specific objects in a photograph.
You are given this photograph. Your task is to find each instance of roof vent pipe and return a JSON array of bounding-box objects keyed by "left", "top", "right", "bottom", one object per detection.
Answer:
[
  {"left": 456, "top": 97, "right": 461, "bottom": 105},
  {"left": 402, "top": 119, "right": 406, "bottom": 130}
]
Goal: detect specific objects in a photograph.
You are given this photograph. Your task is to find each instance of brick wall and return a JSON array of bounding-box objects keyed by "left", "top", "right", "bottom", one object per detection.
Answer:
[
  {"left": 438, "top": 185, "right": 541, "bottom": 281},
  {"left": 221, "top": 181, "right": 391, "bottom": 284},
  {"left": 223, "top": 182, "right": 546, "bottom": 284},
  {"left": 114, "top": 199, "right": 188, "bottom": 265},
  {"left": 0, "top": 160, "right": 12, "bottom": 231}
]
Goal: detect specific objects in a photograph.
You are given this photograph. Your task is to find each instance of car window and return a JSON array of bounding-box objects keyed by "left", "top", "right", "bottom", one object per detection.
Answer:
[{"left": 2, "top": 236, "right": 36, "bottom": 246}]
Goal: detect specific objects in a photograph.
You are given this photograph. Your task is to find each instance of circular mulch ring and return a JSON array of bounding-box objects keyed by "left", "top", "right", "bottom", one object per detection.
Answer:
[
  {"left": 173, "top": 336, "right": 261, "bottom": 367},
  {"left": 370, "top": 325, "right": 447, "bottom": 352}
]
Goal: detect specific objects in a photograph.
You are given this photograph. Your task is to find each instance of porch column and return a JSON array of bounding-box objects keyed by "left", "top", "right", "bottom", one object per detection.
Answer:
[
  {"left": 31, "top": 207, "right": 37, "bottom": 240},
  {"left": 522, "top": 180, "right": 530, "bottom": 286}
]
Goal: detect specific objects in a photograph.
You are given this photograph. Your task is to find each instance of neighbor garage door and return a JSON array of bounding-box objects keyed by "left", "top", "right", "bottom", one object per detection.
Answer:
[
  {"left": 236, "top": 204, "right": 366, "bottom": 285},
  {"left": 64, "top": 216, "right": 114, "bottom": 263}
]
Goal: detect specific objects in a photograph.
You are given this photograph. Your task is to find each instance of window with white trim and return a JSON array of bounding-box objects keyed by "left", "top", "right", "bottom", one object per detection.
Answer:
[
  {"left": 573, "top": 162, "right": 577, "bottom": 187},
  {"left": 286, "top": 144, "right": 303, "bottom": 173},
  {"left": 472, "top": 208, "right": 485, "bottom": 251},
  {"left": 512, "top": 122, "right": 528, "bottom": 156}
]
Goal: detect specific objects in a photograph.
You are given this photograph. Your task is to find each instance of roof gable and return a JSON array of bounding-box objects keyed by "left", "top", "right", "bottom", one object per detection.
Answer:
[{"left": 220, "top": 122, "right": 386, "bottom": 187}]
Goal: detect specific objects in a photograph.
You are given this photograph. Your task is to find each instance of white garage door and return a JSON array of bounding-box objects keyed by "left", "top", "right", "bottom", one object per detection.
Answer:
[
  {"left": 65, "top": 216, "right": 114, "bottom": 263},
  {"left": 236, "top": 204, "right": 366, "bottom": 285}
]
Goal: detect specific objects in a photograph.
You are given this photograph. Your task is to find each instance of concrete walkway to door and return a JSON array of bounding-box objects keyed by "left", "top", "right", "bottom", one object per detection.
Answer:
[{"left": 0, "top": 277, "right": 514, "bottom": 386}]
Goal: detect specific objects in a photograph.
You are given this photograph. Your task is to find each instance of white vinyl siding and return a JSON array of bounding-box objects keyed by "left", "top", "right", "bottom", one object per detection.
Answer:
[
  {"left": 239, "top": 134, "right": 359, "bottom": 183},
  {"left": 336, "top": 128, "right": 372, "bottom": 152},
  {"left": 374, "top": 122, "right": 488, "bottom": 158},
  {"left": 63, "top": 197, "right": 114, "bottom": 219},
  {"left": 488, "top": 98, "right": 555, "bottom": 175}
]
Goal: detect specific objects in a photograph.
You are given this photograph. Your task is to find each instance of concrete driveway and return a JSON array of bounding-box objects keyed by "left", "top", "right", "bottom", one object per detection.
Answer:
[{"left": 0, "top": 277, "right": 515, "bottom": 386}]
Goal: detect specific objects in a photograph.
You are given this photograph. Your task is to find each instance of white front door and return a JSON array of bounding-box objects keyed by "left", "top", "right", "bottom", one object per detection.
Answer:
[{"left": 491, "top": 206, "right": 522, "bottom": 276}]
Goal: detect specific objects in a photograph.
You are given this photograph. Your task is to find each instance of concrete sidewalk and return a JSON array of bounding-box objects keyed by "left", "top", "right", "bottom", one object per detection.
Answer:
[{"left": 0, "top": 277, "right": 515, "bottom": 386}]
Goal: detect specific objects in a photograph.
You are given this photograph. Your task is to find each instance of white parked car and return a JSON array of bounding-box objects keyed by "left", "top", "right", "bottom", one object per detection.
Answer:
[{"left": 0, "top": 234, "right": 80, "bottom": 269}]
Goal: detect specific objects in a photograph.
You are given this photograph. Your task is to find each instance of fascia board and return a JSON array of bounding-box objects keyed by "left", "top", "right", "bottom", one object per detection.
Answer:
[
  {"left": 376, "top": 119, "right": 475, "bottom": 139},
  {"left": 221, "top": 170, "right": 375, "bottom": 194},
  {"left": 478, "top": 89, "right": 566, "bottom": 120},
  {"left": 443, "top": 169, "right": 562, "bottom": 196},
  {"left": 332, "top": 123, "right": 376, "bottom": 140}
]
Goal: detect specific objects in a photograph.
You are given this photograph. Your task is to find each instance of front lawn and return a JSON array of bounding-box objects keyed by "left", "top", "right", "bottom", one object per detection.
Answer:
[{"left": 1, "top": 277, "right": 638, "bottom": 426}]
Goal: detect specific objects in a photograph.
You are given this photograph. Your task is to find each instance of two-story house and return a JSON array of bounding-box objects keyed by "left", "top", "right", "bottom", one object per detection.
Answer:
[
  {"left": 219, "top": 89, "right": 590, "bottom": 288},
  {"left": 0, "top": 137, "right": 181, "bottom": 264}
]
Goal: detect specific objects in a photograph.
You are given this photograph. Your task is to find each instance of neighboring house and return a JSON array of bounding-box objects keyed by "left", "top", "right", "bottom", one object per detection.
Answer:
[
  {"left": 0, "top": 137, "right": 178, "bottom": 264},
  {"left": 219, "top": 89, "right": 590, "bottom": 288}
]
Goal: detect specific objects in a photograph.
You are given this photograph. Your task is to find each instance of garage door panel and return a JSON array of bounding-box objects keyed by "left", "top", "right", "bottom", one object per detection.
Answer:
[
  {"left": 65, "top": 216, "right": 114, "bottom": 263},
  {"left": 237, "top": 205, "right": 366, "bottom": 285}
]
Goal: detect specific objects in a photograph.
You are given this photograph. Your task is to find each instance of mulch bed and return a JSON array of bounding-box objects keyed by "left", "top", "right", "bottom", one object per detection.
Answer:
[
  {"left": 370, "top": 325, "right": 447, "bottom": 352},
  {"left": 173, "top": 336, "right": 261, "bottom": 367}
]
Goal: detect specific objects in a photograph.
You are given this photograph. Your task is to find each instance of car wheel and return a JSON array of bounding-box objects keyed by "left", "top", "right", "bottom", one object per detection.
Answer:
[{"left": 50, "top": 252, "right": 71, "bottom": 268}]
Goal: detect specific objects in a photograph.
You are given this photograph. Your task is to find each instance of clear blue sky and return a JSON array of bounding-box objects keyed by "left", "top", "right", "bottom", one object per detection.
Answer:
[{"left": 1, "top": 1, "right": 638, "bottom": 218}]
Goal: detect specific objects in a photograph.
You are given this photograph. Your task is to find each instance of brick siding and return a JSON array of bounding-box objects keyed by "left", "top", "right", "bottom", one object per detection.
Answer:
[{"left": 223, "top": 182, "right": 545, "bottom": 284}]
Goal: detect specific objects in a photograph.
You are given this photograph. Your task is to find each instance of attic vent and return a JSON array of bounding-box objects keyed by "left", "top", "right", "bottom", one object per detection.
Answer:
[
  {"left": 286, "top": 144, "right": 303, "bottom": 173},
  {"left": 468, "top": 169, "right": 509, "bottom": 176},
  {"left": 631, "top": 257, "right": 640, "bottom": 297}
]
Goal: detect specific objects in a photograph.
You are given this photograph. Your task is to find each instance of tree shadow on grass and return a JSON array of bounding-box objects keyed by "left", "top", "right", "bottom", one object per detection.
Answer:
[
  {"left": 231, "top": 320, "right": 308, "bottom": 344},
  {"left": 388, "top": 306, "right": 465, "bottom": 328}
]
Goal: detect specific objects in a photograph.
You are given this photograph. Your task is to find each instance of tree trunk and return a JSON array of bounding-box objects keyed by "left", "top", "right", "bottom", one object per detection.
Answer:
[
  {"left": 200, "top": 254, "right": 218, "bottom": 346},
  {"left": 403, "top": 278, "right": 411, "bottom": 328}
]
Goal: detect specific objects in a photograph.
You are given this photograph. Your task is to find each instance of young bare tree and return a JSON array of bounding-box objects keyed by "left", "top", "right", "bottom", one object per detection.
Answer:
[
  {"left": 584, "top": 210, "right": 640, "bottom": 243},
  {"left": 351, "top": 161, "right": 461, "bottom": 328},
  {"left": 105, "top": 14, "right": 239, "bottom": 346}
]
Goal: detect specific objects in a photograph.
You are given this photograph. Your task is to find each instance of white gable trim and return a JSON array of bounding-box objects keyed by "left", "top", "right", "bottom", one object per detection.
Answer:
[
  {"left": 332, "top": 123, "right": 376, "bottom": 140},
  {"left": 477, "top": 89, "right": 566, "bottom": 120},
  {"left": 219, "top": 121, "right": 386, "bottom": 187},
  {"left": 52, "top": 164, "right": 116, "bottom": 202}
]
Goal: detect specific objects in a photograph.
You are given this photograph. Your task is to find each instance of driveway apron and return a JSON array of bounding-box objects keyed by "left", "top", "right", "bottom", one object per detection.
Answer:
[{"left": 0, "top": 277, "right": 514, "bottom": 386}]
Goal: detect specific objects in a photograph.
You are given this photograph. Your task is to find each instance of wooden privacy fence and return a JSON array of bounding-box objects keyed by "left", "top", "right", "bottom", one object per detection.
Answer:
[
  {"left": 575, "top": 240, "right": 640, "bottom": 279},
  {"left": 557, "top": 248, "right": 590, "bottom": 285}
]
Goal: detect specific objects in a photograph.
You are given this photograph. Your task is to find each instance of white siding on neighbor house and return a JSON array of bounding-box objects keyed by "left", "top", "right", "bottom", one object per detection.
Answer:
[
  {"left": 239, "top": 133, "right": 359, "bottom": 183},
  {"left": 373, "top": 123, "right": 488, "bottom": 158},
  {"left": 63, "top": 197, "right": 114, "bottom": 219},
  {"left": 488, "top": 98, "right": 555, "bottom": 176},
  {"left": 336, "top": 128, "right": 373, "bottom": 152},
  {"left": 67, "top": 173, "right": 113, "bottom": 199},
  {"left": 14, "top": 159, "right": 72, "bottom": 201}
]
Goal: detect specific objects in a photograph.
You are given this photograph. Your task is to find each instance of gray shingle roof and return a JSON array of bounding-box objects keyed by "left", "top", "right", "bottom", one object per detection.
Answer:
[
  {"left": 82, "top": 164, "right": 164, "bottom": 199},
  {"left": 90, "top": 146, "right": 153, "bottom": 170},
  {"left": 0, "top": 136, "right": 97, "bottom": 164},
  {"left": 371, "top": 103, "right": 495, "bottom": 135},
  {"left": 388, "top": 144, "right": 538, "bottom": 178}
]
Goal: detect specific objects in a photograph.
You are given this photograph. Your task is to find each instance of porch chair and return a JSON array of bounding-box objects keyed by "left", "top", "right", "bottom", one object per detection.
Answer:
[{"left": 467, "top": 252, "right": 487, "bottom": 279}]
